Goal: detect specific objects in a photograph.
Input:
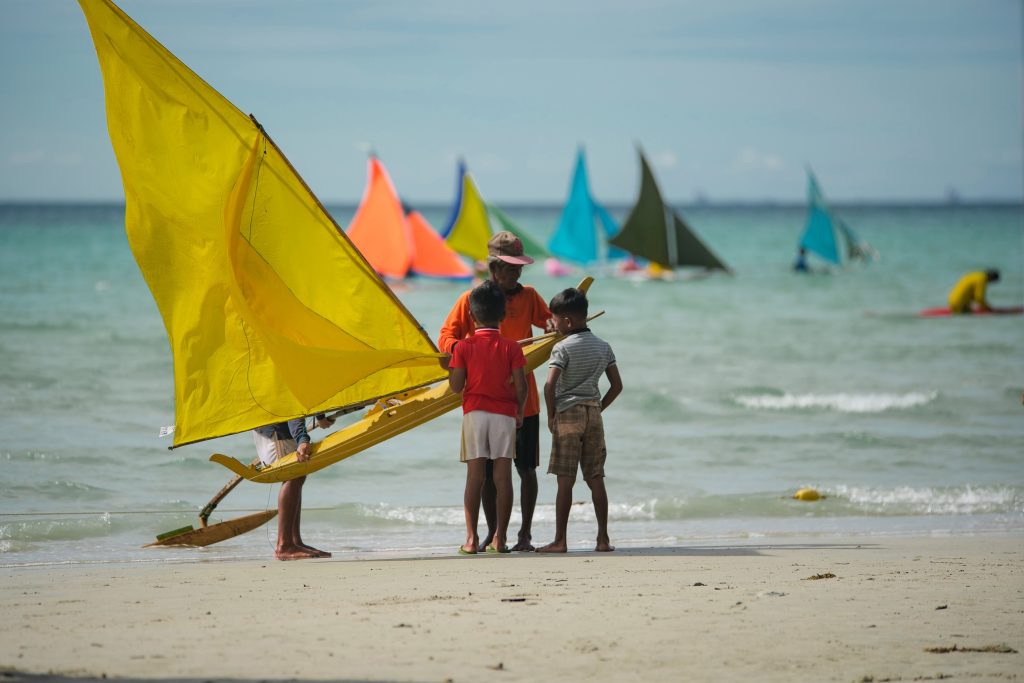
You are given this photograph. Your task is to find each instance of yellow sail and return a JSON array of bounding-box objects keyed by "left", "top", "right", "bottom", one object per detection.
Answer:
[
  {"left": 444, "top": 165, "right": 492, "bottom": 263},
  {"left": 79, "top": 0, "right": 445, "bottom": 448}
]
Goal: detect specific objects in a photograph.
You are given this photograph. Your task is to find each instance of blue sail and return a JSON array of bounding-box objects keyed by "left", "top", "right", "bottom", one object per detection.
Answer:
[
  {"left": 548, "top": 148, "right": 621, "bottom": 265},
  {"left": 441, "top": 160, "right": 466, "bottom": 238},
  {"left": 798, "top": 170, "right": 841, "bottom": 265}
]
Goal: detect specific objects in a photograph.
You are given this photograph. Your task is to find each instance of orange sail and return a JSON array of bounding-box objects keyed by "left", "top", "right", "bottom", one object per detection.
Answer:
[
  {"left": 347, "top": 157, "right": 412, "bottom": 279},
  {"left": 348, "top": 156, "right": 470, "bottom": 280},
  {"left": 407, "top": 209, "right": 472, "bottom": 279}
]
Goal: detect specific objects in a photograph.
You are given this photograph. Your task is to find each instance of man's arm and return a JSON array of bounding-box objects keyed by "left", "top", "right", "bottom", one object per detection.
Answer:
[
  {"left": 512, "top": 367, "right": 527, "bottom": 428},
  {"left": 287, "top": 418, "right": 313, "bottom": 462},
  {"left": 437, "top": 294, "right": 473, "bottom": 354}
]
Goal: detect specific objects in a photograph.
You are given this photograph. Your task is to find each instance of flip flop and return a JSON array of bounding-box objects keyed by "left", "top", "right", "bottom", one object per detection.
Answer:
[
  {"left": 485, "top": 545, "right": 511, "bottom": 554},
  {"left": 458, "top": 547, "right": 476, "bottom": 555}
]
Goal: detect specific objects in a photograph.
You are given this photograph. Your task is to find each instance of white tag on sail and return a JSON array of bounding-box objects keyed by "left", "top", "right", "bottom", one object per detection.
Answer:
[{"left": 159, "top": 425, "right": 176, "bottom": 438}]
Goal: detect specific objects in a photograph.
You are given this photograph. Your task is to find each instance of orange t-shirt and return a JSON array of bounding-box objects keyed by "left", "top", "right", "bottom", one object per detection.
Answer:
[{"left": 438, "top": 284, "right": 552, "bottom": 417}]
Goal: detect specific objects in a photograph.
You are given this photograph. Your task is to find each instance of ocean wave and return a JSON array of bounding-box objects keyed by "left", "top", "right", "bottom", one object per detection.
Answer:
[
  {"left": 734, "top": 391, "right": 937, "bottom": 413},
  {"left": 831, "top": 484, "right": 1022, "bottom": 516}
]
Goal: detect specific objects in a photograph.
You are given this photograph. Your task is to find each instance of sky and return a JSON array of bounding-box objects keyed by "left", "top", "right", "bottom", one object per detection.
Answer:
[{"left": 0, "top": 0, "right": 1021, "bottom": 204}]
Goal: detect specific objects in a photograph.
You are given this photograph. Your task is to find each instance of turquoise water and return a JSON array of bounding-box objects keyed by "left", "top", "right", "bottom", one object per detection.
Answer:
[{"left": 1, "top": 202, "right": 1022, "bottom": 566}]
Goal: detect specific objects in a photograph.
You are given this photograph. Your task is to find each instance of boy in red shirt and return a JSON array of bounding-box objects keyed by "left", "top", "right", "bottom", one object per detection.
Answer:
[
  {"left": 448, "top": 280, "right": 528, "bottom": 555},
  {"left": 438, "top": 231, "right": 551, "bottom": 551}
]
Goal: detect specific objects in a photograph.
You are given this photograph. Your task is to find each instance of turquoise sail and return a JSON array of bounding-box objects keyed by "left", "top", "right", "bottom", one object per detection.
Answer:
[
  {"left": 798, "top": 170, "right": 875, "bottom": 265},
  {"left": 548, "top": 148, "right": 624, "bottom": 264},
  {"left": 799, "top": 171, "right": 841, "bottom": 264}
]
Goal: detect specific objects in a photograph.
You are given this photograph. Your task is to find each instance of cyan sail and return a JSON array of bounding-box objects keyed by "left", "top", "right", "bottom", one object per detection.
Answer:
[
  {"left": 798, "top": 171, "right": 841, "bottom": 264},
  {"left": 798, "top": 170, "right": 875, "bottom": 265},
  {"left": 548, "top": 148, "right": 625, "bottom": 265},
  {"left": 610, "top": 148, "right": 729, "bottom": 272}
]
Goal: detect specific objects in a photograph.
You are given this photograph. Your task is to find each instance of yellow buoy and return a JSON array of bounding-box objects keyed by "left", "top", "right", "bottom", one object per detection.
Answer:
[{"left": 793, "top": 487, "right": 823, "bottom": 501}]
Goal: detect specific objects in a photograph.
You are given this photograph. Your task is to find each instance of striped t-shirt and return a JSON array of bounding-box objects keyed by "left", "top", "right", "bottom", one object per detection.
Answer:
[{"left": 549, "top": 328, "right": 616, "bottom": 413}]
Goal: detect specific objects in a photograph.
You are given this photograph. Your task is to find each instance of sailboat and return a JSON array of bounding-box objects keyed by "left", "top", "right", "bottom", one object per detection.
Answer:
[
  {"left": 798, "top": 169, "right": 877, "bottom": 267},
  {"left": 609, "top": 148, "right": 731, "bottom": 278},
  {"left": 79, "top": 0, "right": 579, "bottom": 542},
  {"left": 346, "top": 155, "right": 471, "bottom": 280},
  {"left": 442, "top": 160, "right": 548, "bottom": 264},
  {"left": 548, "top": 147, "right": 625, "bottom": 270}
]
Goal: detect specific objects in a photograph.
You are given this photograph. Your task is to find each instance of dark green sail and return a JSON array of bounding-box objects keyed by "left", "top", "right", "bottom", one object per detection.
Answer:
[
  {"left": 610, "top": 151, "right": 671, "bottom": 266},
  {"left": 611, "top": 149, "right": 730, "bottom": 272},
  {"left": 672, "top": 211, "right": 729, "bottom": 271}
]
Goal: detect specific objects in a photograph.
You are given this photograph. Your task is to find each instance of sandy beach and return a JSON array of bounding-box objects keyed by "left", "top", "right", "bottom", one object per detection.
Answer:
[{"left": 1, "top": 534, "right": 1020, "bottom": 683}]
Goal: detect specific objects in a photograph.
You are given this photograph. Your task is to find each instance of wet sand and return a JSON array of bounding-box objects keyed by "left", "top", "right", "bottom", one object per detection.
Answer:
[{"left": 1, "top": 534, "right": 1020, "bottom": 682}]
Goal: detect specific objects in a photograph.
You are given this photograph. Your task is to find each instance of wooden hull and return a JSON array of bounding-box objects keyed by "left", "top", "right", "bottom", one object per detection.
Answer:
[
  {"left": 143, "top": 510, "right": 277, "bottom": 547},
  {"left": 210, "top": 334, "right": 559, "bottom": 483}
]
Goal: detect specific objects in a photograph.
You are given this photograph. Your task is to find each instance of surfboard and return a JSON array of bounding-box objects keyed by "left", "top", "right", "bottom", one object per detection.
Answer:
[
  {"left": 143, "top": 510, "right": 277, "bottom": 547},
  {"left": 917, "top": 306, "right": 1024, "bottom": 318},
  {"left": 210, "top": 277, "right": 596, "bottom": 484}
]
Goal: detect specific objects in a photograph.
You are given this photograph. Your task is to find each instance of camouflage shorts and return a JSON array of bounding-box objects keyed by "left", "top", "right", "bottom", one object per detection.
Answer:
[{"left": 548, "top": 402, "right": 606, "bottom": 479}]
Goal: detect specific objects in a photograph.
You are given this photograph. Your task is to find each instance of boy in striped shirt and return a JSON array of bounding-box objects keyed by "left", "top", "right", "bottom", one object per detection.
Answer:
[{"left": 537, "top": 288, "right": 623, "bottom": 553}]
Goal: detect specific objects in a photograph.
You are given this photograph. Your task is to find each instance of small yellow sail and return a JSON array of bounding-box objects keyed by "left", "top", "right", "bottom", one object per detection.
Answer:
[
  {"left": 444, "top": 165, "right": 492, "bottom": 263},
  {"left": 79, "top": 0, "right": 445, "bottom": 447}
]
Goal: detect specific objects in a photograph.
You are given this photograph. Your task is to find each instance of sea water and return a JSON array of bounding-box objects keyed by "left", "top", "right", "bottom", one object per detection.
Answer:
[{"left": 1, "top": 202, "right": 1022, "bottom": 566}]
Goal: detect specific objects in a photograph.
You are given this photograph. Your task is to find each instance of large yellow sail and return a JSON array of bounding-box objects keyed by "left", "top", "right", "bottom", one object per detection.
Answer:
[{"left": 79, "top": 0, "right": 445, "bottom": 447}]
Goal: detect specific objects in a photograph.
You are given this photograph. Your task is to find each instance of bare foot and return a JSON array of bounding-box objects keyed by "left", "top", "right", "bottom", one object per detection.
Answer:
[
  {"left": 511, "top": 535, "right": 535, "bottom": 552},
  {"left": 275, "top": 546, "right": 318, "bottom": 561},
  {"left": 595, "top": 541, "right": 615, "bottom": 552},
  {"left": 301, "top": 544, "right": 332, "bottom": 558},
  {"left": 536, "top": 541, "right": 567, "bottom": 553}
]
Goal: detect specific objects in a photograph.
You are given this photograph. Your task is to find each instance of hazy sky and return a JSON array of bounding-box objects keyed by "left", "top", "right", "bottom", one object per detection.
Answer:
[{"left": 1, "top": 0, "right": 1021, "bottom": 204}]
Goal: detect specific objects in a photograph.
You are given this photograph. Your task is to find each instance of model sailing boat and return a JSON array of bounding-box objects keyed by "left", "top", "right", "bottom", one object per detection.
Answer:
[
  {"left": 79, "top": 0, "right": 581, "bottom": 529},
  {"left": 547, "top": 147, "right": 625, "bottom": 271},
  {"left": 443, "top": 160, "right": 548, "bottom": 265},
  {"left": 797, "top": 169, "right": 877, "bottom": 268},
  {"left": 610, "top": 148, "right": 731, "bottom": 278},
  {"left": 347, "top": 155, "right": 471, "bottom": 280}
]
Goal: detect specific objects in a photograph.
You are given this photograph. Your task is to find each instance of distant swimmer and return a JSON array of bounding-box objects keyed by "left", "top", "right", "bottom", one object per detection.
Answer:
[{"left": 948, "top": 269, "right": 1000, "bottom": 314}]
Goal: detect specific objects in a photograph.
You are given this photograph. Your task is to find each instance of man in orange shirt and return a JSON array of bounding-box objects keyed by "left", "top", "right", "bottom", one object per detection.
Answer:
[{"left": 439, "top": 231, "right": 552, "bottom": 551}]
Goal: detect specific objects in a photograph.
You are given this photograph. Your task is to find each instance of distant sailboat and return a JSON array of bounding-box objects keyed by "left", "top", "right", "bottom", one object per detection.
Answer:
[
  {"left": 798, "top": 169, "right": 876, "bottom": 267},
  {"left": 442, "top": 160, "right": 548, "bottom": 264},
  {"left": 548, "top": 148, "right": 625, "bottom": 268},
  {"left": 347, "top": 156, "right": 471, "bottom": 280},
  {"left": 610, "top": 148, "right": 731, "bottom": 277}
]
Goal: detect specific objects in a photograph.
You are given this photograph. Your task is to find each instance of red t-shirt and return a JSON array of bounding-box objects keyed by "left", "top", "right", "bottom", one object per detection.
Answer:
[{"left": 449, "top": 328, "right": 527, "bottom": 417}]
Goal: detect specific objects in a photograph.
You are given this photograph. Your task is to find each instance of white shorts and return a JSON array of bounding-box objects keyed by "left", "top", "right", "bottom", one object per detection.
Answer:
[
  {"left": 253, "top": 430, "right": 297, "bottom": 467},
  {"left": 460, "top": 410, "right": 516, "bottom": 462}
]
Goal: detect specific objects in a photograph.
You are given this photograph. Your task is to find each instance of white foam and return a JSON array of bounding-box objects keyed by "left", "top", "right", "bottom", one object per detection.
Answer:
[
  {"left": 832, "top": 484, "right": 1020, "bottom": 515},
  {"left": 736, "top": 391, "right": 937, "bottom": 413}
]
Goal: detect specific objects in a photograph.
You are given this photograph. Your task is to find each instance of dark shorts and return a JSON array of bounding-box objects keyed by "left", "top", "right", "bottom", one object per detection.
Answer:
[{"left": 485, "top": 414, "right": 540, "bottom": 477}]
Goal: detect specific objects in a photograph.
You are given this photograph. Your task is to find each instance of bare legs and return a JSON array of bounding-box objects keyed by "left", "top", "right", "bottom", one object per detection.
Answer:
[
  {"left": 275, "top": 475, "right": 330, "bottom": 560},
  {"left": 587, "top": 476, "right": 614, "bottom": 552},
  {"left": 512, "top": 467, "right": 537, "bottom": 551},
  {"left": 479, "top": 465, "right": 538, "bottom": 552},
  {"left": 462, "top": 459, "right": 486, "bottom": 554},
  {"left": 537, "top": 475, "right": 614, "bottom": 553},
  {"left": 490, "top": 458, "right": 513, "bottom": 551}
]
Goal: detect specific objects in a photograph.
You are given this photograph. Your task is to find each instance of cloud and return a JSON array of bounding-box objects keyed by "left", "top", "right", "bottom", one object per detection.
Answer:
[{"left": 732, "top": 147, "right": 785, "bottom": 172}]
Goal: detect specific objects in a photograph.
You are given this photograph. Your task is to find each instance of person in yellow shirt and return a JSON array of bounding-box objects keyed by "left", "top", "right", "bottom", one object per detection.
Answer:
[{"left": 948, "top": 269, "right": 1000, "bottom": 313}]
